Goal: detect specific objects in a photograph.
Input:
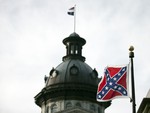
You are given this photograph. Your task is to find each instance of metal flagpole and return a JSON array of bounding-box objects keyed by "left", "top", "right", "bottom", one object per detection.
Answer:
[
  {"left": 74, "top": 5, "right": 76, "bottom": 33},
  {"left": 129, "top": 46, "right": 136, "bottom": 113}
]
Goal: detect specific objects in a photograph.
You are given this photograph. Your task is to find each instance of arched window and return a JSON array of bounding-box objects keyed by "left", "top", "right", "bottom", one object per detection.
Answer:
[
  {"left": 98, "top": 107, "right": 101, "bottom": 113},
  {"left": 66, "top": 102, "right": 72, "bottom": 109},
  {"left": 75, "top": 45, "right": 78, "bottom": 54},
  {"left": 51, "top": 104, "right": 57, "bottom": 113},
  {"left": 90, "top": 104, "right": 95, "bottom": 111},
  {"left": 75, "top": 102, "right": 81, "bottom": 107},
  {"left": 45, "top": 106, "right": 49, "bottom": 113},
  {"left": 70, "top": 45, "right": 74, "bottom": 54}
]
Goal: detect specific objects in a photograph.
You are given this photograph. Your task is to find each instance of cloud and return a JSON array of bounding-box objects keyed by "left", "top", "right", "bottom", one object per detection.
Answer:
[{"left": 0, "top": 0, "right": 150, "bottom": 113}]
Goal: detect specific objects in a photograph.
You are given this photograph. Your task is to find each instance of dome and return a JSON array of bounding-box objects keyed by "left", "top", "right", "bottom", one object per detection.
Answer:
[
  {"left": 35, "top": 59, "right": 101, "bottom": 107},
  {"left": 63, "top": 32, "right": 86, "bottom": 46},
  {"left": 69, "top": 32, "right": 80, "bottom": 37},
  {"left": 46, "top": 59, "right": 99, "bottom": 86}
]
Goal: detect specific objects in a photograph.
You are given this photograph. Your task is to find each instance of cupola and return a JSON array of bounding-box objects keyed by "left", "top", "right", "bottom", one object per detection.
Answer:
[{"left": 63, "top": 32, "right": 86, "bottom": 61}]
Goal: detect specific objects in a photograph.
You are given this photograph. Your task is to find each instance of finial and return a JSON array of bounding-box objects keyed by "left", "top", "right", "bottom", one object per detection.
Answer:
[
  {"left": 44, "top": 75, "right": 48, "bottom": 83},
  {"left": 129, "top": 46, "right": 134, "bottom": 52},
  {"left": 129, "top": 45, "right": 134, "bottom": 58}
]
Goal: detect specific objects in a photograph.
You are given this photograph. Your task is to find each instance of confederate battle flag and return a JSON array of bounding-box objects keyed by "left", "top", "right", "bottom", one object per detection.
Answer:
[{"left": 97, "top": 65, "right": 129, "bottom": 102}]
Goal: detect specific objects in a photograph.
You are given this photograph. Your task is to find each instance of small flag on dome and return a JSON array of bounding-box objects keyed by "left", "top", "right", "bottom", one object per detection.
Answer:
[
  {"left": 67, "top": 7, "right": 75, "bottom": 16},
  {"left": 97, "top": 65, "right": 129, "bottom": 102}
]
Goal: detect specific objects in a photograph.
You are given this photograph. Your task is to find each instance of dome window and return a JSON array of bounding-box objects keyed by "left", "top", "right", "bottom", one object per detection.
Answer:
[
  {"left": 70, "top": 65, "right": 79, "bottom": 75},
  {"left": 90, "top": 68, "right": 98, "bottom": 79},
  {"left": 49, "top": 68, "right": 58, "bottom": 78}
]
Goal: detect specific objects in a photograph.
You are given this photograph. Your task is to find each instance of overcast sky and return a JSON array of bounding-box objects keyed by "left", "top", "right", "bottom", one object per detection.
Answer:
[{"left": 0, "top": 0, "right": 150, "bottom": 113}]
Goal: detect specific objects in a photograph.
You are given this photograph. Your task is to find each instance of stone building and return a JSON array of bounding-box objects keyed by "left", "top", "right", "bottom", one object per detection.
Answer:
[
  {"left": 34, "top": 33, "right": 111, "bottom": 113},
  {"left": 138, "top": 89, "right": 150, "bottom": 113}
]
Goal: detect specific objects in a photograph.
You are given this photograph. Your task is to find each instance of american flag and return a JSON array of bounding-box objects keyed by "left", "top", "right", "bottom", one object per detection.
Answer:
[{"left": 97, "top": 65, "right": 129, "bottom": 101}]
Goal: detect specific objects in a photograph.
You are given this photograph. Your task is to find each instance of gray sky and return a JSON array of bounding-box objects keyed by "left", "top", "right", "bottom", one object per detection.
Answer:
[{"left": 0, "top": 0, "right": 150, "bottom": 113}]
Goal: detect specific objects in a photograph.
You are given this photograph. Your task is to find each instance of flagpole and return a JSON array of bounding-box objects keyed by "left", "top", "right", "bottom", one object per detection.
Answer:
[
  {"left": 129, "top": 46, "right": 136, "bottom": 113},
  {"left": 74, "top": 5, "right": 76, "bottom": 33}
]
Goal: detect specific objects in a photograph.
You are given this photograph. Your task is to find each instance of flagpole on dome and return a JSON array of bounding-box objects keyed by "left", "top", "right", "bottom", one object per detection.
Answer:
[
  {"left": 129, "top": 46, "right": 136, "bottom": 113},
  {"left": 74, "top": 4, "right": 76, "bottom": 33},
  {"left": 67, "top": 5, "right": 76, "bottom": 33}
]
